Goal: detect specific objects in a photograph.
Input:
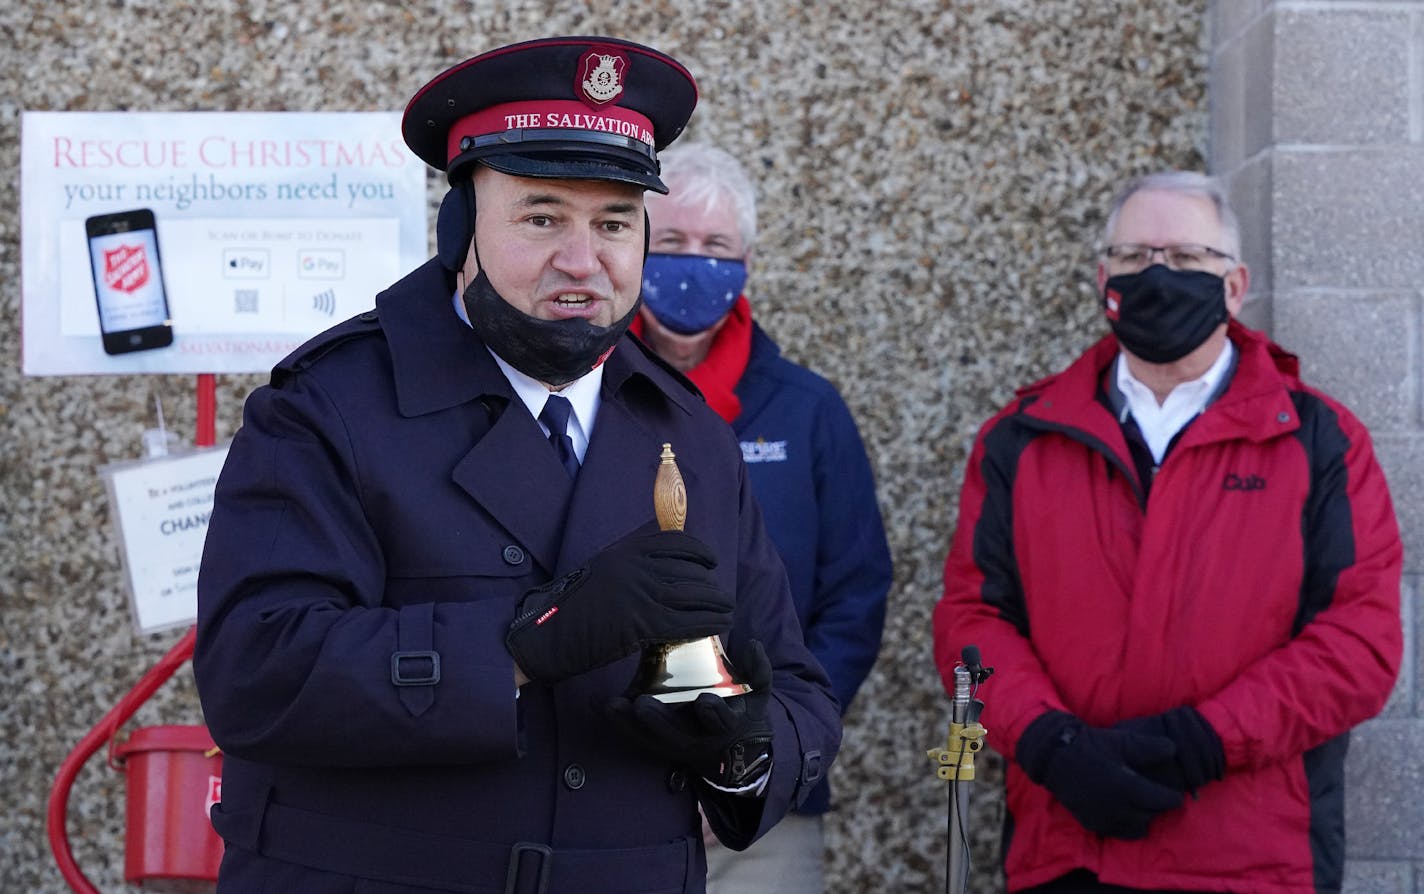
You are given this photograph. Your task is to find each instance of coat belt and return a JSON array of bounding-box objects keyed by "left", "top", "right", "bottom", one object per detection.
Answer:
[{"left": 212, "top": 798, "right": 698, "bottom": 893}]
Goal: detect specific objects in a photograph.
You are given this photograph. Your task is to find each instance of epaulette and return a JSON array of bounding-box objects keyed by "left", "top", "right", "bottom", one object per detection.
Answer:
[{"left": 271, "top": 309, "right": 384, "bottom": 386}]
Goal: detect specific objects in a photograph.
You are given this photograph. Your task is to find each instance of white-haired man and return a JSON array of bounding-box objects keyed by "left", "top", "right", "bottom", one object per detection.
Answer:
[{"left": 634, "top": 142, "right": 892, "bottom": 893}]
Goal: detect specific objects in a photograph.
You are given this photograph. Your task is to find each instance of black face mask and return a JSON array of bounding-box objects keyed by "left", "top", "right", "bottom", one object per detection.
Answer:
[
  {"left": 1103, "top": 265, "right": 1229, "bottom": 364},
  {"left": 463, "top": 270, "right": 639, "bottom": 387}
]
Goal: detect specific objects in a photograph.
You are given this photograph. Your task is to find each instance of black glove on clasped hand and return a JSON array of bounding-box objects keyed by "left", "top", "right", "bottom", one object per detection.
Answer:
[
  {"left": 1114, "top": 706, "right": 1225, "bottom": 796},
  {"left": 505, "top": 530, "right": 734, "bottom": 683},
  {"left": 1016, "top": 710, "right": 1184, "bottom": 840},
  {"left": 607, "top": 639, "right": 774, "bottom": 790}
]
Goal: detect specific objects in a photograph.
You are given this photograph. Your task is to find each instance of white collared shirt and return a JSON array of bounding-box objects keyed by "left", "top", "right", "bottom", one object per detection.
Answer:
[
  {"left": 1115, "top": 340, "right": 1236, "bottom": 464},
  {"left": 453, "top": 290, "right": 603, "bottom": 463},
  {"left": 488, "top": 351, "right": 602, "bottom": 464}
]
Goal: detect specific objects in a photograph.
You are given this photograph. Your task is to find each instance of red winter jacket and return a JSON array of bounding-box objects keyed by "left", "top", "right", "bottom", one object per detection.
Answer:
[{"left": 934, "top": 323, "right": 1402, "bottom": 893}]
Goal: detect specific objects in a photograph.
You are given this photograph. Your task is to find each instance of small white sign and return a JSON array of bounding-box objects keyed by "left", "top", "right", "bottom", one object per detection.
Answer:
[
  {"left": 100, "top": 446, "right": 231, "bottom": 634},
  {"left": 20, "top": 111, "right": 429, "bottom": 375}
]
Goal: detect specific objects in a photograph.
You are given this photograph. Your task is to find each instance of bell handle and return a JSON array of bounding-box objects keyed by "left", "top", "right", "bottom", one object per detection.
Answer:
[{"left": 654, "top": 443, "right": 687, "bottom": 532}]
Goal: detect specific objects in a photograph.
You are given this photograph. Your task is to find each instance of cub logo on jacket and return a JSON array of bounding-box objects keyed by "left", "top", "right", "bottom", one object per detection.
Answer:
[
  {"left": 741, "top": 438, "right": 789, "bottom": 464},
  {"left": 1223, "top": 472, "right": 1266, "bottom": 492}
]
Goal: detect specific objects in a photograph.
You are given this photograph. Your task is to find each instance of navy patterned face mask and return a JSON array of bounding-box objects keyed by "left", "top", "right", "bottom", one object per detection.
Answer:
[{"left": 640, "top": 253, "right": 748, "bottom": 335}]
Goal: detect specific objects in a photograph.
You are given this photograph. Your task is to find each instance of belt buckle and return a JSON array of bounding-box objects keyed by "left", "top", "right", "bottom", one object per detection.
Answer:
[
  {"left": 505, "top": 841, "right": 552, "bottom": 894},
  {"left": 390, "top": 650, "right": 441, "bottom": 686}
]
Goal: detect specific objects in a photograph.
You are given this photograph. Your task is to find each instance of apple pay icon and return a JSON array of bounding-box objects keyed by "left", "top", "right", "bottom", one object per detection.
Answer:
[{"left": 223, "top": 248, "right": 270, "bottom": 280}]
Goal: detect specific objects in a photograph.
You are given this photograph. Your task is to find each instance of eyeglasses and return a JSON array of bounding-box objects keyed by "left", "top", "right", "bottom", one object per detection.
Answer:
[{"left": 1101, "top": 243, "right": 1236, "bottom": 274}]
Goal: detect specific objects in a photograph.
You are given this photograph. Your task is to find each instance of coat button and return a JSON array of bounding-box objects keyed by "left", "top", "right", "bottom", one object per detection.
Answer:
[
  {"left": 358, "top": 310, "right": 378, "bottom": 322},
  {"left": 667, "top": 770, "right": 687, "bottom": 792},
  {"left": 1277, "top": 412, "right": 1291, "bottom": 423},
  {"left": 563, "top": 763, "right": 586, "bottom": 791},
  {"left": 502, "top": 545, "right": 526, "bottom": 566}
]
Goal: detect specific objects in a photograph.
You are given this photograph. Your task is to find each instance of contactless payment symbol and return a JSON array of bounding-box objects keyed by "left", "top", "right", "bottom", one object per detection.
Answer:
[
  {"left": 103, "top": 244, "right": 150, "bottom": 293},
  {"left": 578, "top": 49, "right": 627, "bottom": 106}
]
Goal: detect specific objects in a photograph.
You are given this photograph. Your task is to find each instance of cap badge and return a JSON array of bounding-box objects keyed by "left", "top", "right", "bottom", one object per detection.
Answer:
[{"left": 579, "top": 49, "right": 627, "bottom": 106}]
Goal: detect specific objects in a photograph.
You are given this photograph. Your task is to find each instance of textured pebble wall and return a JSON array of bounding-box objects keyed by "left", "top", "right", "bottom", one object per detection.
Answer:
[{"left": 0, "top": 2, "right": 1207, "bottom": 891}]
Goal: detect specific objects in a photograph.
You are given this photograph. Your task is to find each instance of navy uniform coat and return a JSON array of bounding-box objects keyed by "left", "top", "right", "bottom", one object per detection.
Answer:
[{"left": 194, "top": 259, "right": 841, "bottom": 894}]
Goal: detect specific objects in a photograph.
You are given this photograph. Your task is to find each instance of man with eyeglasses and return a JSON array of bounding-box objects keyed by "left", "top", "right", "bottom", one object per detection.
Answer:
[{"left": 933, "top": 171, "right": 1402, "bottom": 893}]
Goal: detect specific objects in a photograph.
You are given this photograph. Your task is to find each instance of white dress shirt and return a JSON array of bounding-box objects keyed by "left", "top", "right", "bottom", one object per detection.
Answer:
[
  {"left": 488, "top": 352, "right": 602, "bottom": 464},
  {"left": 1114, "top": 340, "right": 1236, "bottom": 464}
]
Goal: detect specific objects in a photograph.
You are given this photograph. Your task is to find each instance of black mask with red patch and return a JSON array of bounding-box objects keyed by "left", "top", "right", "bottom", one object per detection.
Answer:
[{"left": 1103, "top": 265, "right": 1228, "bottom": 364}]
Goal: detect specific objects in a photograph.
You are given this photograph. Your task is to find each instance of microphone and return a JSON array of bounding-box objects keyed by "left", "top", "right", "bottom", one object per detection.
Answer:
[
  {"left": 950, "top": 665, "right": 972, "bottom": 725},
  {"left": 930, "top": 646, "right": 994, "bottom": 894},
  {"left": 961, "top": 645, "right": 993, "bottom": 685}
]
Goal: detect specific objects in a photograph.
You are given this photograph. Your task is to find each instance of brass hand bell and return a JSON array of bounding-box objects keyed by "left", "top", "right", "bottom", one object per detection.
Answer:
[{"left": 628, "top": 443, "right": 753, "bottom": 703}]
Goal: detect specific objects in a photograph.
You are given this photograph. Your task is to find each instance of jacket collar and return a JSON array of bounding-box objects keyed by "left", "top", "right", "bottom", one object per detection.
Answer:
[
  {"left": 1186, "top": 321, "right": 1302, "bottom": 445},
  {"left": 377, "top": 260, "right": 511, "bottom": 417},
  {"left": 745, "top": 320, "right": 780, "bottom": 370},
  {"left": 1022, "top": 320, "right": 1302, "bottom": 448},
  {"left": 728, "top": 321, "right": 781, "bottom": 424}
]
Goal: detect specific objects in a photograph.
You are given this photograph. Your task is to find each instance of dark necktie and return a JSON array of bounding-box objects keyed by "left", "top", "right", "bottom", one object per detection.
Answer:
[{"left": 538, "top": 395, "right": 581, "bottom": 479}]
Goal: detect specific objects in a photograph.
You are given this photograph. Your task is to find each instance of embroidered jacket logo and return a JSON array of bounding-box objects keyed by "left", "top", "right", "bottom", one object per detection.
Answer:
[
  {"left": 741, "top": 439, "right": 789, "bottom": 464},
  {"left": 1223, "top": 473, "right": 1266, "bottom": 491}
]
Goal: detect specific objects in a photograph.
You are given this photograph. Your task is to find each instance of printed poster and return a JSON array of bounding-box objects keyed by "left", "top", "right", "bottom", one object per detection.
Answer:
[
  {"left": 100, "top": 446, "right": 231, "bottom": 634},
  {"left": 21, "top": 111, "right": 429, "bottom": 375}
]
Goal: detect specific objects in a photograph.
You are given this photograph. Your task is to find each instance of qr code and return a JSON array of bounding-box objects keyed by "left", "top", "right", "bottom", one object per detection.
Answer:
[{"left": 234, "top": 289, "right": 259, "bottom": 314}]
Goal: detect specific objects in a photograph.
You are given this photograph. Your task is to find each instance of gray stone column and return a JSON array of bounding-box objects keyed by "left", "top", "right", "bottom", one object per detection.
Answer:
[{"left": 1211, "top": 2, "right": 1424, "bottom": 890}]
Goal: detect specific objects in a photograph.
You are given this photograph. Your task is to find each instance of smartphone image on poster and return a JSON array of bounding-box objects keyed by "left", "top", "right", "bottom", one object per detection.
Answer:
[{"left": 85, "top": 208, "right": 174, "bottom": 354}]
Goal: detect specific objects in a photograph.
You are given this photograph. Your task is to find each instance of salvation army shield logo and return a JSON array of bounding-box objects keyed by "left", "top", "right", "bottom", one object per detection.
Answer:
[
  {"left": 578, "top": 50, "right": 627, "bottom": 106},
  {"left": 103, "top": 243, "right": 150, "bottom": 293}
]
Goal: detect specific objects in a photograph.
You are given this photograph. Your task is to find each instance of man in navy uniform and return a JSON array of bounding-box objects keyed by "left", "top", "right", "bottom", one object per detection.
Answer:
[{"left": 194, "top": 36, "right": 840, "bottom": 894}]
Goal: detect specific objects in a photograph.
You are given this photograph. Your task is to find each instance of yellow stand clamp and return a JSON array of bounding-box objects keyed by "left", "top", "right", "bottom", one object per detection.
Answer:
[{"left": 928, "top": 718, "right": 987, "bottom": 782}]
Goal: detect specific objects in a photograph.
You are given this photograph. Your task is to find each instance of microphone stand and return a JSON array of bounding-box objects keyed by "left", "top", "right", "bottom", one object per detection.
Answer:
[{"left": 927, "top": 647, "right": 992, "bottom": 894}]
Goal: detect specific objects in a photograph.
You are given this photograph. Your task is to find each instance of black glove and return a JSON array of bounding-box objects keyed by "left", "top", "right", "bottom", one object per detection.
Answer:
[
  {"left": 1114, "top": 706, "right": 1225, "bottom": 796},
  {"left": 506, "top": 530, "right": 734, "bottom": 683},
  {"left": 606, "top": 639, "right": 774, "bottom": 790},
  {"left": 1016, "top": 710, "right": 1184, "bottom": 840}
]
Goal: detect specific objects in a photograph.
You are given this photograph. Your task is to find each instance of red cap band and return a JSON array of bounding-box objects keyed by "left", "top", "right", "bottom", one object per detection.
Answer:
[{"left": 447, "top": 100, "right": 656, "bottom": 165}]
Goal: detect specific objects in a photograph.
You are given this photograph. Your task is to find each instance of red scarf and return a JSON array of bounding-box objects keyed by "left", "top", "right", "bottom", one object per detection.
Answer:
[{"left": 632, "top": 295, "right": 752, "bottom": 422}]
